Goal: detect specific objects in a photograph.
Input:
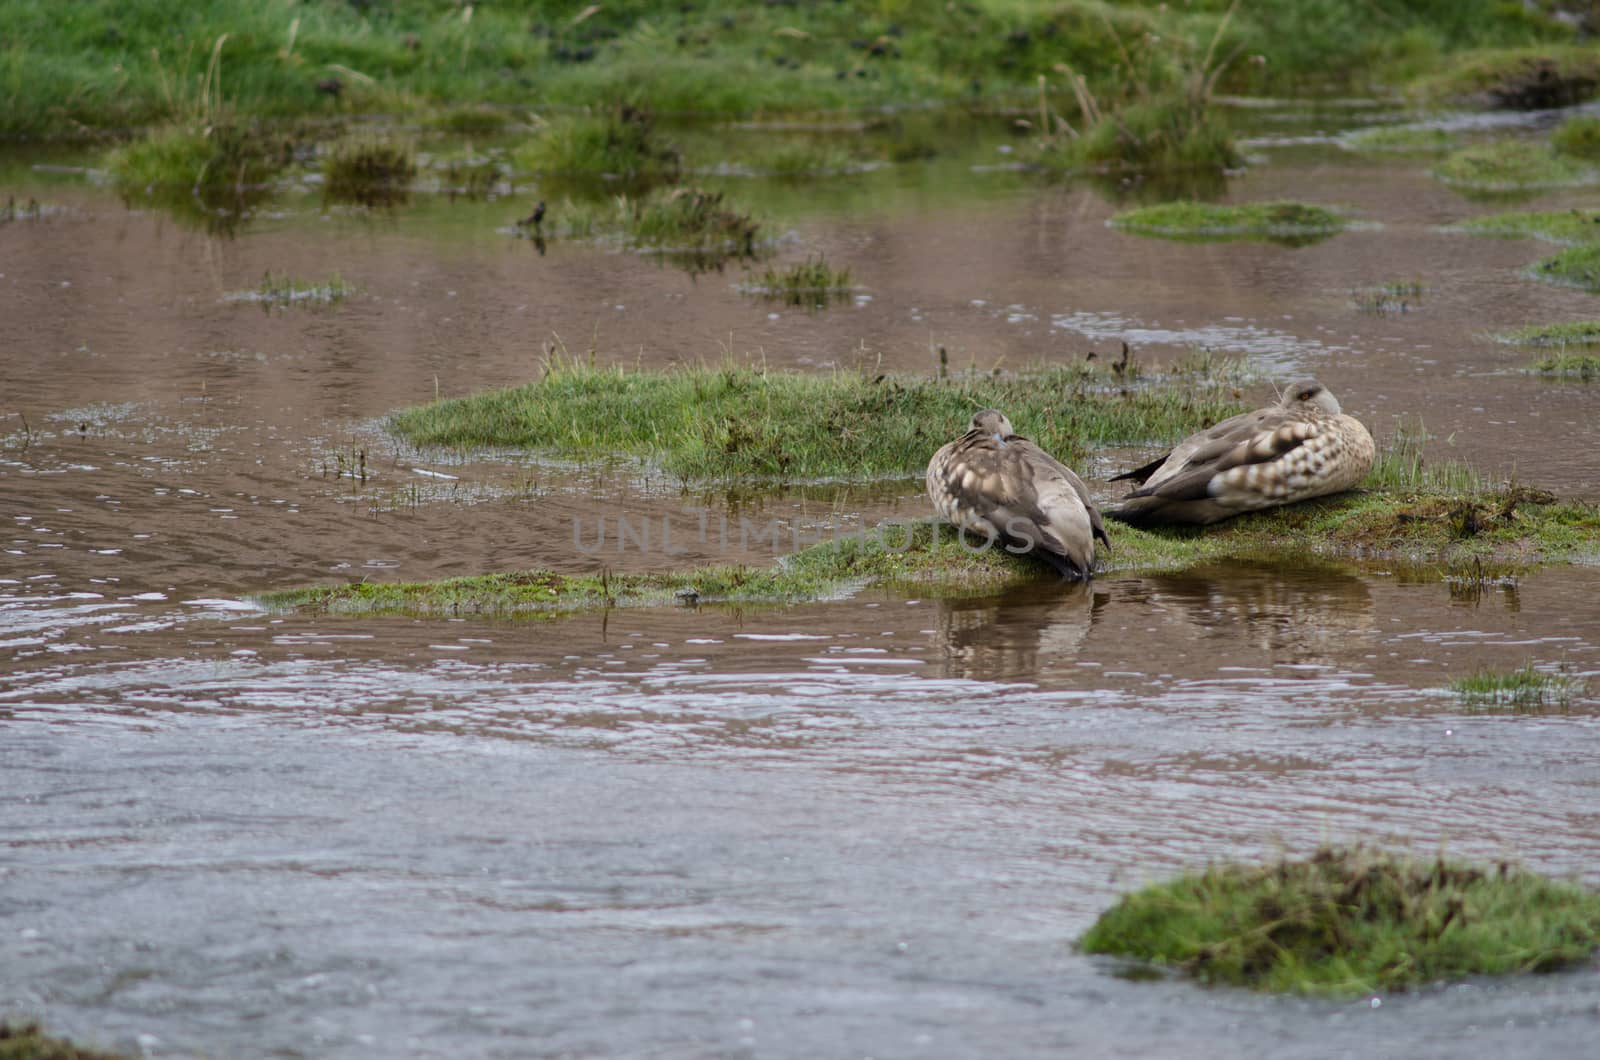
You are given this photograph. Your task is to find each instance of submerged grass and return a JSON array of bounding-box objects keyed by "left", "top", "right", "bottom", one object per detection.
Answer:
[
  {"left": 388, "top": 356, "right": 1250, "bottom": 484},
  {"left": 1525, "top": 351, "right": 1600, "bottom": 379},
  {"left": 322, "top": 135, "right": 416, "bottom": 207},
  {"left": 230, "top": 271, "right": 352, "bottom": 309},
  {"left": 1079, "top": 845, "right": 1600, "bottom": 996},
  {"left": 743, "top": 256, "right": 855, "bottom": 307},
  {"left": 1434, "top": 142, "right": 1600, "bottom": 193},
  {"left": 545, "top": 187, "right": 762, "bottom": 267},
  {"left": 1450, "top": 208, "right": 1600, "bottom": 245},
  {"left": 1529, "top": 244, "right": 1600, "bottom": 292},
  {"left": 1109, "top": 201, "right": 1346, "bottom": 247},
  {"left": 1451, "top": 666, "right": 1587, "bottom": 712},
  {"left": 1351, "top": 279, "right": 1425, "bottom": 314},
  {"left": 1339, "top": 124, "right": 1458, "bottom": 156}
]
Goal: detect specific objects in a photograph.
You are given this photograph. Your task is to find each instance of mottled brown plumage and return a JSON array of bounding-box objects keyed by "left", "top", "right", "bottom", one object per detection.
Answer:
[
  {"left": 926, "top": 410, "right": 1110, "bottom": 580},
  {"left": 1106, "top": 379, "right": 1376, "bottom": 526}
]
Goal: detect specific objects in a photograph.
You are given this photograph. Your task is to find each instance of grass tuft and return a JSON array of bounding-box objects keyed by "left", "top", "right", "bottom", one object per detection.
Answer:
[
  {"left": 1079, "top": 845, "right": 1600, "bottom": 996},
  {"left": 1365, "top": 420, "right": 1483, "bottom": 495},
  {"left": 514, "top": 105, "right": 680, "bottom": 182},
  {"left": 323, "top": 135, "right": 416, "bottom": 207},
  {"left": 1109, "top": 201, "right": 1345, "bottom": 247},
  {"left": 1451, "top": 665, "right": 1586, "bottom": 712},
  {"left": 387, "top": 355, "right": 1250, "bottom": 484},
  {"left": 1529, "top": 244, "right": 1600, "bottom": 292},
  {"left": 1497, "top": 322, "right": 1600, "bottom": 350},
  {"left": 743, "top": 255, "right": 854, "bottom": 307}
]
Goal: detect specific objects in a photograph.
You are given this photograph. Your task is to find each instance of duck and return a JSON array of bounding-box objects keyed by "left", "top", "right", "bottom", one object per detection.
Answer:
[
  {"left": 926, "top": 409, "right": 1110, "bottom": 580},
  {"left": 1105, "top": 379, "right": 1375, "bottom": 527}
]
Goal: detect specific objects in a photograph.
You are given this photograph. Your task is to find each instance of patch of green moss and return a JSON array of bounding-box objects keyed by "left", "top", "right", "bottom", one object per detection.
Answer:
[
  {"left": 1529, "top": 244, "right": 1600, "bottom": 292},
  {"left": 1109, "top": 201, "right": 1346, "bottom": 247},
  {"left": 1450, "top": 208, "right": 1600, "bottom": 245},
  {"left": 1434, "top": 142, "right": 1600, "bottom": 193},
  {"left": 1079, "top": 845, "right": 1600, "bottom": 996},
  {"left": 0, "top": 1021, "right": 130, "bottom": 1060}
]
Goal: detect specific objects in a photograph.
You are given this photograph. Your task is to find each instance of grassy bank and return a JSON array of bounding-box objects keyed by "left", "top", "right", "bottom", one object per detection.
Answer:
[
  {"left": 1079, "top": 845, "right": 1600, "bottom": 996},
  {"left": 388, "top": 357, "right": 1252, "bottom": 484},
  {"left": 0, "top": 1, "right": 1578, "bottom": 140}
]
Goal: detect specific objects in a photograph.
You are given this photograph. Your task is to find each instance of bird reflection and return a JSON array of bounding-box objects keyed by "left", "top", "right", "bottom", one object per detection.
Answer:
[
  {"left": 936, "top": 579, "right": 1107, "bottom": 681},
  {"left": 1115, "top": 560, "right": 1376, "bottom": 665}
]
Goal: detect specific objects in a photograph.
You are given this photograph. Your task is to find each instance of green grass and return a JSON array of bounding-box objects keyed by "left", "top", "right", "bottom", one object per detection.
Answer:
[
  {"left": 1408, "top": 44, "right": 1600, "bottom": 108},
  {"left": 1526, "top": 351, "right": 1600, "bottom": 379},
  {"left": 1553, "top": 115, "right": 1600, "bottom": 161},
  {"left": 1338, "top": 124, "right": 1459, "bottom": 155},
  {"left": 513, "top": 106, "right": 680, "bottom": 182},
  {"left": 388, "top": 356, "right": 1251, "bottom": 484},
  {"left": 1529, "top": 244, "right": 1600, "bottom": 292},
  {"left": 1451, "top": 665, "right": 1587, "bottom": 712},
  {"left": 103, "top": 120, "right": 290, "bottom": 233},
  {"left": 1, "top": 1, "right": 1580, "bottom": 140},
  {"left": 229, "top": 270, "right": 352, "bottom": 308},
  {"left": 0, "top": 1021, "right": 130, "bottom": 1059},
  {"left": 1033, "top": 92, "right": 1242, "bottom": 176},
  {"left": 322, "top": 135, "right": 416, "bottom": 206},
  {"left": 743, "top": 256, "right": 855, "bottom": 307},
  {"left": 1079, "top": 845, "right": 1600, "bottom": 996},
  {"left": 1450, "top": 208, "right": 1600, "bottom": 245},
  {"left": 1109, "top": 201, "right": 1346, "bottom": 247},
  {"left": 1351, "top": 279, "right": 1425, "bottom": 314},
  {"left": 1434, "top": 142, "right": 1600, "bottom": 193}
]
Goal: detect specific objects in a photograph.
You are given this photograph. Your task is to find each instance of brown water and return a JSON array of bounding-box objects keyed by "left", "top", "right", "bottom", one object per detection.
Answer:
[{"left": 4, "top": 105, "right": 1600, "bottom": 1058}]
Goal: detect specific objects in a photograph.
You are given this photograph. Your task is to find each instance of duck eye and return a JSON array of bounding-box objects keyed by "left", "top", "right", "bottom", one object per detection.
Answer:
[{"left": 1297, "top": 389, "right": 1315, "bottom": 401}]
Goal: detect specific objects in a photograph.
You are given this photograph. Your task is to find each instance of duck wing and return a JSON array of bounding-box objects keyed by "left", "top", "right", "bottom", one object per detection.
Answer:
[{"left": 1127, "top": 416, "right": 1324, "bottom": 502}]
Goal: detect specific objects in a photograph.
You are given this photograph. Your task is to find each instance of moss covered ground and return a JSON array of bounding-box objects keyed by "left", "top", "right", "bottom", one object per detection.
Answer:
[{"left": 1079, "top": 845, "right": 1600, "bottom": 996}]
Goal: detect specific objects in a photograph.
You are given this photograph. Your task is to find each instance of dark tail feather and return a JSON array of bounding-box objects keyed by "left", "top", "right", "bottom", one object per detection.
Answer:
[
  {"left": 1019, "top": 540, "right": 1092, "bottom": 582},
  {"left": 1109, "top": 453, "right": 1170, "bottom": 484},
  {"left": 1103, "top": 501, "right": 1159, "bottom": 528}
]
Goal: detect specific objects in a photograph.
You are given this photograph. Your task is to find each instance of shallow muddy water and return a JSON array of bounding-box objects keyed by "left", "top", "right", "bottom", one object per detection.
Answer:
[{"left": 4, "top": 105, "right": 1600, "bottom": 1058}]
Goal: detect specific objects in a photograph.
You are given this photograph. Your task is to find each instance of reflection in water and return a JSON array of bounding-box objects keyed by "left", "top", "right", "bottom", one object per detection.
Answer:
[
  {"left": 1116, "top": 560, "right": 1376, "bottom": 666},
  {"left": 936, "top": 579, "right": 1105, "bottom": 681}
]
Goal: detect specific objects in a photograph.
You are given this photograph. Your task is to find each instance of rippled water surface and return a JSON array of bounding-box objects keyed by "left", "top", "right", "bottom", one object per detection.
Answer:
[{"left": 4, "top": 105, "right": 1600, "bottom": 1058}]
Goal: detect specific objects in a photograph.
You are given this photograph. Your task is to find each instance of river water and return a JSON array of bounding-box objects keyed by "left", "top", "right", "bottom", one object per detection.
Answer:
[{"left": 3, "top": 104, "right": 1600, "bottom": 1057}]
